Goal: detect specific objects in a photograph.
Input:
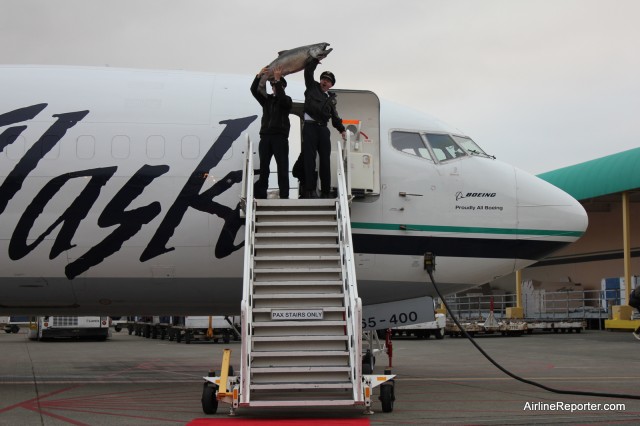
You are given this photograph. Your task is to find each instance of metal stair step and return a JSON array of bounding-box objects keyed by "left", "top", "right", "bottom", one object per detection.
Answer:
[
  {"left": 252, "top": 293, "right": 344, "bottom": 299},
  {"left": 249, "top": 383, "right": 353, "bottom": 390},
  {"left": 251, "top": 339, "right": 349, "bottom": 352},
  {"left": 252, "top": 320, "right": 346, "bottom": 327},
  {"left": 254, "top": 267, "right": 341, "bottom": 274},
  {"left": 252, "top": 289, "right": 345, "bottom": 299},
  {"left": 251, "top": 335, "right": 348, "bottom": 342},
  {"left": 256, "top": 210, "right": 336, "bottom": 216},
  {"left": 256, "top": 199, "right": 336, "bottom": 207},
  {"left": 250, "top": 350, "right": 349, "bottom": 357},
  {"left": 253, "top": 280, "right": 343, "bottom": 287},
  {"left": 251, "top": 366, "right": 350, "bottom": 373},
  {"left": 254, "top": 261, "right": 341, "bottom": 271},
  {"left": 256, "top": 232, "right": 338, "bottom": 238},
  {"left": 243, "top": 399, "right": 356, "bottom": 407},
  {"left": 254, "top": 248, "right": 339, "bottom": 255},
  {"left": 254, "top": 255, "right": 340, "bottom": 261},
  {"left": 255, "top": 221, "right": 337, "bottom": 227}
]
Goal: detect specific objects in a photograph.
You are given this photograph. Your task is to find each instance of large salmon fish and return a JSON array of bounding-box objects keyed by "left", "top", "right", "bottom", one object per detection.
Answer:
[{"left": 258, "top": 42, "right": 333, "bottom": 96}]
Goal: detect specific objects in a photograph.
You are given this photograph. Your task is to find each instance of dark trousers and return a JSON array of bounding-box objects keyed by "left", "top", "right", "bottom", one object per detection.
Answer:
[
  {"left": 254, "top": 133, "right": 289, "bottom": 199},
  {"left": 302, "top": 123, "right": 331, "bottom": 194}
]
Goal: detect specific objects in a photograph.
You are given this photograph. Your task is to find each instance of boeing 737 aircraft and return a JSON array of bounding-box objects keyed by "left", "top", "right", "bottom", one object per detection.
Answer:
[{"left": 0, "top": 65, "right": 588, "bottom": 315}]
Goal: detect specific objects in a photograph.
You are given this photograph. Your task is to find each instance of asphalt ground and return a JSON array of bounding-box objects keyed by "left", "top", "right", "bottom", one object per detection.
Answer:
[{"left": 1, "top": 328, "right": 640, "bottom": 425}]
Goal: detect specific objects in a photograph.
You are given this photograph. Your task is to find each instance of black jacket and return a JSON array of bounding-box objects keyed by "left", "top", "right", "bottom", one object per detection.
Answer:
[
  {"left": 304, "top": 59, "right": 346, "bottom": 133},
  {"left": 250, "top": 76, "right": 293, "bottom": 136}
]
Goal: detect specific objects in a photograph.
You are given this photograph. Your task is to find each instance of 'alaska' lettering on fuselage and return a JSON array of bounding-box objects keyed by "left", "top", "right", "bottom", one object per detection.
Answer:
[{"left": 0, "top": 104, "right": 257, "bottom": 279}]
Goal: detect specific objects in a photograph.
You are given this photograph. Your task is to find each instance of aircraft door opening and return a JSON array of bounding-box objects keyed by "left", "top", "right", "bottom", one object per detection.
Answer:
[{"left": 329, "top": 90, "right": 381, "bottom": 197}]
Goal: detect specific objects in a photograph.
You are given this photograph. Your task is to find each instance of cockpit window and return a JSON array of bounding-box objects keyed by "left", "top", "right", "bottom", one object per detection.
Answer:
[
  {"left": 451, "top": 135, "right": 488, "bottom": 157},
  {"left": 391, "top": 131, "right": 433, "bottom": 160},
  {"left": 424, "top": 133, "right": 466, "bottom": 161}
]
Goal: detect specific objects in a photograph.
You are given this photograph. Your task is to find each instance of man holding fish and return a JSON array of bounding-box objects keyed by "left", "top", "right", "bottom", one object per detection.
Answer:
[
  {"left": 254, "top": 43, "right": 345, "bottom": 199},
  {"left": 250, "top": 64, "right": 292, "bottom": 199}
]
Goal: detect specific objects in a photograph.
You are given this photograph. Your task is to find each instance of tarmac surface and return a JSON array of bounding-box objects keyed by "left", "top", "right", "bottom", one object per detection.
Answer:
[{"left": 1, "top": 327, "right": 640, "bottom": 425}]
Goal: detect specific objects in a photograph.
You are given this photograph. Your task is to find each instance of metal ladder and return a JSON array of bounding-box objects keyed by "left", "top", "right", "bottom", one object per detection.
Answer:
[
  {"left": 204, "top": 135, "right": 394, "bottom": 415},
  {"left": 244, "top": 195, "right": 360, "bottom": 406}
]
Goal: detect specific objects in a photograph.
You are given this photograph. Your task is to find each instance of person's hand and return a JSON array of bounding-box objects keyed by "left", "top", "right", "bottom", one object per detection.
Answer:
[
  {"left": 273, "top": 65, "right": 283, "bottom": 81},
  {"left": 341, "top": 131, "right": 346, "bottom": 141},
  {"left": 257, "top": 66, "right": 268, "bottom": 77}
]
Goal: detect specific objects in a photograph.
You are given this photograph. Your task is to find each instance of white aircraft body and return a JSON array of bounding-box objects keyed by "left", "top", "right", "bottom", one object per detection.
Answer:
[{"left": 0, "top": 65, "right": 588, "bottom": 315}]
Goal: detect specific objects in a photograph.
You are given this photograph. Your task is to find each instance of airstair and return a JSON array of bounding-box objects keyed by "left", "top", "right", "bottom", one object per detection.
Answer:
[
  {"left": 202, "top": 135, "right": 394, "bottom": 415},
  {"left": 242, "top": 193, "right": 360, "bottom": 404}
]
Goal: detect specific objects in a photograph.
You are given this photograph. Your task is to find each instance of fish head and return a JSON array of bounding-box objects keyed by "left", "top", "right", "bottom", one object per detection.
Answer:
[{"left": 309, "top": 42, "right": 333, "bottom": 60}]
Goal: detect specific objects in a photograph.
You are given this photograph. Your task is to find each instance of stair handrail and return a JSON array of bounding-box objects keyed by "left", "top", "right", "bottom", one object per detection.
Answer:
[
  {"left": 240, "top": 133, "right": 255, "bottom": 404},
  {"left": 344, "top": 130, "right": 353, "bottom": 197},
  {"left": 335, "top": 139, "right": 363, "bottom": 402}
]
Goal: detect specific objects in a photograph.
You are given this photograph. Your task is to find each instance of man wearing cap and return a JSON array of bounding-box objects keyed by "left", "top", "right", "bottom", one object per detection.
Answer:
[
  {"left": 250, "top": 65, "right": 293, "bottom": 199},
  {"left": 302, "top": 58, "right": 346, "bottom": 198}
]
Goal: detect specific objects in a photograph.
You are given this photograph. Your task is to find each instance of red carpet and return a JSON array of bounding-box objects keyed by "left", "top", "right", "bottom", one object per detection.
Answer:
[{"left": 187, "top": 419, "right": 369, "bottom": 426}]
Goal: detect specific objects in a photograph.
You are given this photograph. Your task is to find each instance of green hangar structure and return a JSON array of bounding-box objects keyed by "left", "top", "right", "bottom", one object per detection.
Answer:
[{"left": 491, "top": 147, "right": 640, "bottom": 329}]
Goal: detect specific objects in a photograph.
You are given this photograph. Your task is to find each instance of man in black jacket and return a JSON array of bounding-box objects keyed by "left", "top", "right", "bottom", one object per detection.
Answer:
[
  {"left": 250, "top": 65, "right": 293, "bottom": 199},
  {"left": 302, "top": 59, "right": 346, "bottom": 198}
]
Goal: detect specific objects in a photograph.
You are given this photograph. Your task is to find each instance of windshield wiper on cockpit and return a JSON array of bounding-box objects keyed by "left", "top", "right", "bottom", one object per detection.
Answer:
[{"left": 468, "top": 149, "right": 496, "bottom": 159}]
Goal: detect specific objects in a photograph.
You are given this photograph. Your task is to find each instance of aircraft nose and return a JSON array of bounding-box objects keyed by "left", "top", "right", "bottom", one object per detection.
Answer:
[{"left": 514, "top": 168, "right": 588, "bottom": 262}]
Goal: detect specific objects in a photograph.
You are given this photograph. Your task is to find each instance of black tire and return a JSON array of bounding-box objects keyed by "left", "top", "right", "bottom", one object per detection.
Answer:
[
  {"left": 114, "top": 325, "right": 122, "bottom": 332},
  {"left": 362, "top": 350, "right": 375, "bottom": 374},
  {"left": 379, "top": 383, "right": 395, "bottom": 413},
  {"left": 201, "top": 384, "right": 218, "bottom": 414}
]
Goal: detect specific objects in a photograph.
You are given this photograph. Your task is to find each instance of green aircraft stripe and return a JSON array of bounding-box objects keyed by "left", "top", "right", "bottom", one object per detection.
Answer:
[{"left": 351, "top": 222, "right": 584, "bottom": 237}]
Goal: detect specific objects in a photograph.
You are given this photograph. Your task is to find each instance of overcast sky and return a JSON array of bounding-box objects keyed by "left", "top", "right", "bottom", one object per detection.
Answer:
[{"left": 2, "top": 0, "right": 638, "bottom": 174}]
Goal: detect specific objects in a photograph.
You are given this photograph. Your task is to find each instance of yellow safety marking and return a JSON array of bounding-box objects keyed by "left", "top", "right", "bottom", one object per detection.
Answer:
[
  {"left": 365, "top": 387, "right": 371, "bottom": 398},
  {"left": 217, "top": 349, "right": 232, "bottom": 396}
]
